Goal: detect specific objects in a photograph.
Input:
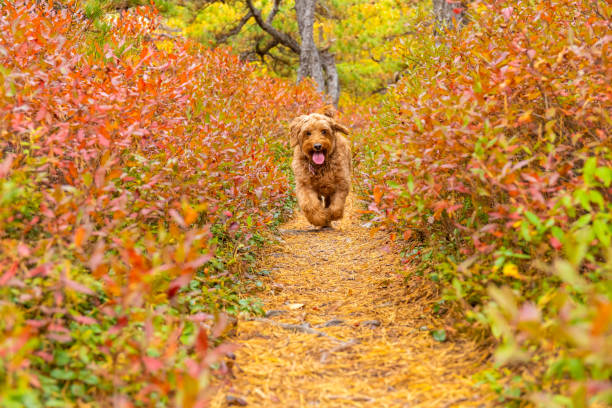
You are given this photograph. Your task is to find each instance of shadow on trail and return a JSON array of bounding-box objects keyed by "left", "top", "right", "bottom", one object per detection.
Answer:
[{"left": 278, "top": 226, "right": 338, "bottom": 235}]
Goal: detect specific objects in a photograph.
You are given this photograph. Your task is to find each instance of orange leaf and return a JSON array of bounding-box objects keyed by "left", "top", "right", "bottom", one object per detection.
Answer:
[{"left": 74, "top": 227, "right": 86, "bottom": 248}]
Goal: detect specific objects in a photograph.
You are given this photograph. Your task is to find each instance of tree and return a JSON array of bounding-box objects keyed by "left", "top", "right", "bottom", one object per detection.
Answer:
[
  {"left": 144, "top": 0, "right": 420, "bottom": 99},
  {"left": 243, "top": 0, "right": 339, "bottom": 105},
  {"left": 433, "top": 0, "right": 467, "bottom": 31}
]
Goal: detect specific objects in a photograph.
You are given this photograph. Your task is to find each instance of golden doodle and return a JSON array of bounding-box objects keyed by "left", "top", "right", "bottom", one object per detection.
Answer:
[{"left": 290, "top": 107, "right": 351, "bottom": 228}]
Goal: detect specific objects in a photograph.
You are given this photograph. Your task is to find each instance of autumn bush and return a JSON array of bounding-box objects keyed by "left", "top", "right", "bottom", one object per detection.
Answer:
[
  {"left": 359, "top": 0, "right": 611, "bottom": 405},
  {"left": 0, "top": 1, "right": 321, "bottom": 406}
]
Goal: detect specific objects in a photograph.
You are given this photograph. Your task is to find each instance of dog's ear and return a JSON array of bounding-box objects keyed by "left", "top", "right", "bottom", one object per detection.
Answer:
[
  {"left": 289, "top": 115, "right": 307, "bottom": 147},
  {"left": 331, "top": 120, "right": 350, "bottom": 135},
  {"left": 318, "top": 105, "right": 336, "bottom": 119}
]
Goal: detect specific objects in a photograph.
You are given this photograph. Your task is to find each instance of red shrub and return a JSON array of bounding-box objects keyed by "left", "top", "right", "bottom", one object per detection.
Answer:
[
  {"left": 360, "top": 0, "right": 611, "bottom": 403},
  {"left": 0, "top": 1, "right": 321, "bottom": 405}
]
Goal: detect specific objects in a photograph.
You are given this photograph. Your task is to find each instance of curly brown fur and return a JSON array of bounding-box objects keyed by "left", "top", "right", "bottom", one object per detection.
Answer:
[{"left": 289, "top": 111, "right": 351, "bottom": 227}]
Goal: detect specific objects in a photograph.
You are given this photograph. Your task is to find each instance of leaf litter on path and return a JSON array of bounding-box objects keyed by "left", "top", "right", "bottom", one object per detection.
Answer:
[{"left": 212, "top": 195, "right": 495, "bottom": 407}]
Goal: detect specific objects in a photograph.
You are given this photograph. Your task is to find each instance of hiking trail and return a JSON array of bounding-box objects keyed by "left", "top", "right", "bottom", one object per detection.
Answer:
[{"left": 212, "top": 195, "right": 494, "bottom": 407}]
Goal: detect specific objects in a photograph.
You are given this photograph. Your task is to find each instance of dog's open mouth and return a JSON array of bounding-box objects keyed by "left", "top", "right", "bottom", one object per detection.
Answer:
[{"left": 312, "top": 152, "right": 326, "bottom": 165}]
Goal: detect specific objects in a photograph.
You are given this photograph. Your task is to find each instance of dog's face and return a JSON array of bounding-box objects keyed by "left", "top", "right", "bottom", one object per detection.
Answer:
[{"left": 290, "top": 113, "right": 349, "bottom": 166}]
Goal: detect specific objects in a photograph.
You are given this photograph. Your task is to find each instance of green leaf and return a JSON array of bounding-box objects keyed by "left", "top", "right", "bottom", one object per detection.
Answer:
[
  {"left": 70, "top": 383, "right": 86, "bottom": 398},
  {"left": 54, "top": 350, "right": 70, "bottom": 366},
  {"left": 80, "top": 371, "right": 100, "bottom": 385},
  {"left": 551, "top": 226, "right": 564, "bottom": 241},
  {"left": 520, "top": 221, "right": 531, "bottom": 242},
  {"left": 574, "top": 189, "right": 592, "bottom": 211},
  {"left": 593, "top": 219, "right": 611, "bottom": 247},
  {"left": 595, "top": 166, "right": 611, "bottom": 187},
  {"left": 588, "top": 190, "right": 605, "bottom": 210},
  {"left": 50, "top": 368, "right": 76, "bottom": 381},
  {"left": 567, "top": 358, "right": 586, "bottom": 380},
  {"left": 554, "top": 260, "right": 587, "bottom": 292},
  {"left": 525, "top": 211, "right": 542, "bottom": 230},
  {"left": 573, "top": 213, "right": 592, "bottom": 229},
  {"left": 431, "top": 329, "right": 447, "bottom": 342},
  {"left": 583, "top": 157, "right": 597, "bottom": 185}
]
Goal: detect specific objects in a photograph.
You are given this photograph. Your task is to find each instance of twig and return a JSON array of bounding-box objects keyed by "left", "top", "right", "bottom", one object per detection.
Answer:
[
  {"left": 320, "top": 338, "right": 359, "bottom": 363},
  {"left": 215, "top": 12, "right": 253, "bottom": 44},
  {"left": 266, "top": 0, "right": 282, "bottom": 24},
  {"left": 250, "top": 317, "right": 330, "bottom": 336},
  {"left": 442, "top": 398, "right": 470, "bottom": 408},
  {"left": 325, "top": 395, "right": 374, "bottom": 402},
  {"left": 249, "top": 318, "right": 353, "bottom": 345}
]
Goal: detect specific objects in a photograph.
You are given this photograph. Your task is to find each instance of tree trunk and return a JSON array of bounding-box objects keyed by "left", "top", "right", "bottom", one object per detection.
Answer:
[
  {"left": 294, "top": 0, "right": 339, "bottom": 106},
  {"left": 295, "top": 0, "right": 324, "bottom": 89},
  {"left": 320, "top": 51, "right": 339, "bottom": 106},
  {"left": 433, "top": 0, "right": 467, "bottom": 31}
]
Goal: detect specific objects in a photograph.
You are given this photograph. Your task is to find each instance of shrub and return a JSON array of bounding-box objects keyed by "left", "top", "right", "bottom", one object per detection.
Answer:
[
  {"left": 0, "top": 1, "right": 320, "bottom": 406},
  {"left": 359, "top": 0, "right": 611, "bottom": 405}
]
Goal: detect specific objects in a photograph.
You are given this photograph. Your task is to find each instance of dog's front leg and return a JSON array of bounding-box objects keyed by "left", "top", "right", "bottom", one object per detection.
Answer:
[
  {"left": 328, "top": 189, "right": 349, "bottom": 221},
  {"left": 297, "top": 186, "right": 330, "bottom": 227}
]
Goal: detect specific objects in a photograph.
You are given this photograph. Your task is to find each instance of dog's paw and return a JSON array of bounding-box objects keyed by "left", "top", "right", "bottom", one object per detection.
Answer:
[
  {"left": 303, "top": 205, "right": 331, "bottom": 227},
  {"left": 329, "top": 206, "right": 344, "bottom": 221}
]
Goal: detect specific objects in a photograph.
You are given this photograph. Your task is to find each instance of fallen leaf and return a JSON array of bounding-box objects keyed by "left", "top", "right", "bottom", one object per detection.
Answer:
[
  {"left": 431, "top": 329, "right": 447, "bottom": 342},
  {"left": 226, "top": 395, "right": 247, "bottom": 406},
  {"left": 287, "top": 303, "right": 304, "bottom": 310}
]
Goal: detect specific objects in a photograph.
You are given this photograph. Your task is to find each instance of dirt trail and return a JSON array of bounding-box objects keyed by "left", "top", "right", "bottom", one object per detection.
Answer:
[{"left": 213, "top": 195, "right": 494, "bottom": 407}]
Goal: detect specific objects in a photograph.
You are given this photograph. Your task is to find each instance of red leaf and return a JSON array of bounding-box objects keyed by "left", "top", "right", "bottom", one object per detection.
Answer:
[
  {"left": 64, "top": 278, "right": 94, "bottom": 295},
  {"left": 72, "top": 314, "right": 97, "bottom": 325},
  {"left": 550, "top": 236, "right": 562, "bottom": 250},
  {"left": 17, "top": 243, "right": 31, "bottom": 257},
  {"left": 142, "top": 356, "right": 163, "bottom": 373},
  {"left": 187, "top": 313, "right": 213, "bottom": 322},
  {"left": 167, "top": 274, "right": 192, "bottom": 299},
  {"left": 185, "top": 254, "right": 213, "bottom": 269},
  {"left": 501, "top": 6, "right": 513, "bottom": 20},
  {"left": 0, "top": 261, "right": 18, "bottom": 286},
  {"left": 195, "top": 328, "right": 208, "bottom": 354}
]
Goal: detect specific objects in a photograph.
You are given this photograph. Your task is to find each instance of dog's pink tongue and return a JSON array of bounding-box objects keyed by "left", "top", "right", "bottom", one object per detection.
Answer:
[{"left": 312, "top": 152, "right": 325, "bottom": 165}]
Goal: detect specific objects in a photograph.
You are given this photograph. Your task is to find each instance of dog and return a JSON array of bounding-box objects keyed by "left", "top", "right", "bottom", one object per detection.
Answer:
[{"left": 289, "top": 108, "right": 351, "bottom": 228}]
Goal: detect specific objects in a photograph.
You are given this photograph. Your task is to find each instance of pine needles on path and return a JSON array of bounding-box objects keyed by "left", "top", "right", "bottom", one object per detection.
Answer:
[{"left": 212, "top": 196, "right": 495, "bottom": 407}]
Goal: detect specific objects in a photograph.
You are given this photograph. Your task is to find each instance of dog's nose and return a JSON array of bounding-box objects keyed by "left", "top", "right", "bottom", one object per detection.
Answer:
[{"left": 313, "top": 144, "right": 322, "bottom": 151}]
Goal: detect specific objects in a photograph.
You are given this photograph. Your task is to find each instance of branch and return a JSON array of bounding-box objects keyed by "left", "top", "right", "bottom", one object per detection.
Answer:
[
  {"left": 254, "top": 38, "right": 294, "bottom": 67},
  {"left": 266, "top": 0, "right": 282, "bottom": 24},
  {"left": 215, "top": 11, "right": 253, "bottom": 44},
  {"left": 256, "top": 38, "right": 280, "bottom": 57},
  {"left": 244, "top": 0, "right": 300, "bottom": 54},
  {"left": 368, "top": 49, "right": 384, "bottom": 63},
  {"left": 266, "top": 50, "right": 293, "bottom": 67},
  {"left": 383, "top": 30, "right": 416, "bottom": 41}
]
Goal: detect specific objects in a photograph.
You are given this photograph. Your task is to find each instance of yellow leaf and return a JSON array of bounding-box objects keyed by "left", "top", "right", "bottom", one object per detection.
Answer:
[
  {"left": 503, "top": 263, "right": 526, "bottom": 280},
  {"left": 518, "top": 110, "right": 532, "bottom": 124}
]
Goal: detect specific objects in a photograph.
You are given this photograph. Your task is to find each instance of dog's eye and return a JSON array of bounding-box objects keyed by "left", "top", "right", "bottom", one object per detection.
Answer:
[
  {"left": 305, "top": 131, "right": 311, "bottom": 136},
  {"left": 321, "top": 129, "right": 327, "bottom": 135}
]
